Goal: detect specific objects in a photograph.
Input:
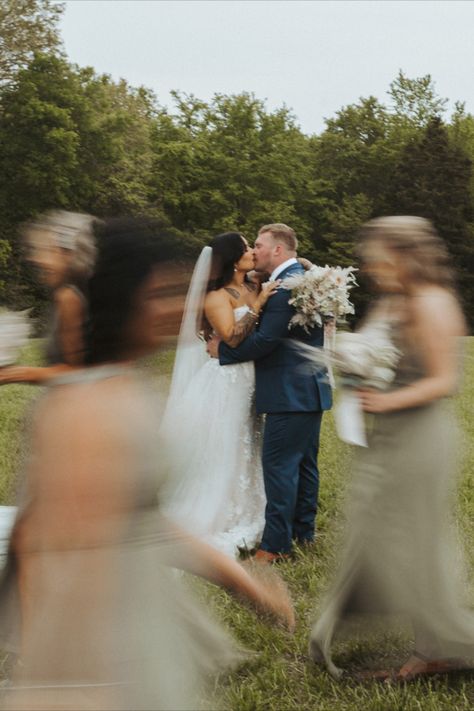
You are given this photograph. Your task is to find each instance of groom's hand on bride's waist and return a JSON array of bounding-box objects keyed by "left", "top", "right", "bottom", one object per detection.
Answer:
[{"left": 207, "top": 335, "right": 221, "bottom": 358}]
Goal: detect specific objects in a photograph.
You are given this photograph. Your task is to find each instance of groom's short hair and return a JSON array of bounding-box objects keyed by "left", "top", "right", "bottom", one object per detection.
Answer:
[{"left": 258, "top": 223, "right": 298, "bottom": 252}]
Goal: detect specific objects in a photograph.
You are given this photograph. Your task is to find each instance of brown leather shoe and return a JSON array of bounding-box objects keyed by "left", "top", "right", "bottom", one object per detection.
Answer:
[{"left": 253, "top": 549, "right": 290, "bottom": 564}]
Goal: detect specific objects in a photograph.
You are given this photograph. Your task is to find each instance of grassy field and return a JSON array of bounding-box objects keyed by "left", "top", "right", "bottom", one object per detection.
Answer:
[{"left": 0, "top": 342, "right": 473, "bottom": 710}]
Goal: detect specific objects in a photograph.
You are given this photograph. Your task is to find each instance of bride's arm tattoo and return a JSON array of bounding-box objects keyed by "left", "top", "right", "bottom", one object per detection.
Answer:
[{"left": 225, "top": 310, "right": 259, "bottom": 347}]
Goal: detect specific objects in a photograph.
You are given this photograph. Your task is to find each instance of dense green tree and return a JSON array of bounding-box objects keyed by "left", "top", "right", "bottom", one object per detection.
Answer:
[
  {"left": 313, "top": 97, "right": 392, "bottom": 200},
  {"left": 0, "top": 52, "right": 169, "bottom": 224},
  {"left": 387, "top": 70, "right": 448, "bottom": 128},
  {"left": 0, "top": 0, "right": 63, "bottom": 85},
  {"left": 2, "top": 50, "right": 474, "bottom": 327},
  {"left": 302, "top": 97, "right": 394, "bottom": 283},
  {"left": 389, "top": 117, "right": 474, "bottom": 321},
  {"left": 449, "top": 102, "right": 474, "bottom": 204},
  {"left": 0, "top": 55, "right": 170, "bottom": 305},
  {"left": 320, "top": 193, "right": 373, "bottom": 266},
  {"left": 72, "top": 71, "right": 158, "bottom": 216},
  {"left": 151, "top": 92, "right": 312, "bottom": 244},
  {"left": 0, "top": 55, "right": 83, "bottom": 224}
]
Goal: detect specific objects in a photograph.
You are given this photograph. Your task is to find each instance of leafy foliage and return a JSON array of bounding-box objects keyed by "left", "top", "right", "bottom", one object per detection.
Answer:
[
  {"left": 0, "top": 0, "right": 64, "bottom": 85},
  {"left": 2, "top": 6, "right": 474, "bottom": 326}
]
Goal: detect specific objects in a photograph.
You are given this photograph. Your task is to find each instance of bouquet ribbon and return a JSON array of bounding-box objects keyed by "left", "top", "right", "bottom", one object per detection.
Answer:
[{"left": 334, "top": 390, "right": 368, "bottom": 447}]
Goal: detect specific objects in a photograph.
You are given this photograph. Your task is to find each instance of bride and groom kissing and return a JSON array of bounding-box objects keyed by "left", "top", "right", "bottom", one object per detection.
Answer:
[{"left": 163, "top": 222, "right": 332, "bottom": 562}]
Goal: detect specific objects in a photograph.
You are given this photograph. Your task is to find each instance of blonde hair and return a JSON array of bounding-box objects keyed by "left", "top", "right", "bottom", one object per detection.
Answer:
[
  {"left": 258, "top": 223, "right": 298, "bottom": 252},
  {"left": 358, "top": 216, "right": 455, "bottom": 290},
  {"left": 23, "top": 210, "right": 98, "bottom": 281}
]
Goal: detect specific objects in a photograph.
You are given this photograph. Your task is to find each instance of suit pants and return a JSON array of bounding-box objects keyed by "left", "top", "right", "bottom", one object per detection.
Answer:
[{"left": 260, "top": 411, "right": 323, "bottom": 554}]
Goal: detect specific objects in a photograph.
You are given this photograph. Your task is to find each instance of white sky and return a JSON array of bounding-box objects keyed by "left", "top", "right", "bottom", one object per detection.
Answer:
[{"left": 59, "top": 1, "right": 474, "bottom": 135}]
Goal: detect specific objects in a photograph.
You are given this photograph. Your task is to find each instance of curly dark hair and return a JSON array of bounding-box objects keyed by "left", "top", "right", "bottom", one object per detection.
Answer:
[{"left": 86, "top": 217, "right": 181, "bottom": 364}]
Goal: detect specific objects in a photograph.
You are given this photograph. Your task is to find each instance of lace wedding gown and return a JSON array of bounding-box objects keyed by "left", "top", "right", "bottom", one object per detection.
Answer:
[{"left": 163, "top": 306, "right": 266, "bottom": 557}]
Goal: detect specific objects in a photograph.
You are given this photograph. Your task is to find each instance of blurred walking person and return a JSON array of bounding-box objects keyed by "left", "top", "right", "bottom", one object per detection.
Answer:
[
  {"left": 0, "top": 218, "right": 294, "bottom": 711},
  {"left": 0, "top": 210, "right": 97, "bottom": 385},
  {"left": 310, "top": 216, "right": 474, "bottom": 681},
  {"left": 0, "top": 211, "right": 97, "bottom": 562}
]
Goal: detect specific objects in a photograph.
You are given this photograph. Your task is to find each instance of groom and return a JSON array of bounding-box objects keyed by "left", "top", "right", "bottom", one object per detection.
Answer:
[{"left": 208, "top": 223, "right": 332, "bottom": 562}]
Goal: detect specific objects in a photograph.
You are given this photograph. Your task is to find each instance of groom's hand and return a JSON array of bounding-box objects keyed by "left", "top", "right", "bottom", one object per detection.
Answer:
[{"left": 207, "top": 335, "right": 221, "bottom": 358}]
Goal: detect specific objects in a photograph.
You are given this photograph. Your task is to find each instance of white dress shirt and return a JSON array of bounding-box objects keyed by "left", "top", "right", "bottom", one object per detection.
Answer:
[{"left": 269, "top": 257, "right": 298, "bottom": 282}]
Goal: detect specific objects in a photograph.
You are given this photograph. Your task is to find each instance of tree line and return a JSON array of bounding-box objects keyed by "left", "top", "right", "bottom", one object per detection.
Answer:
[{"left": 2, "top": 1, "right": 474, "bottom": 325}]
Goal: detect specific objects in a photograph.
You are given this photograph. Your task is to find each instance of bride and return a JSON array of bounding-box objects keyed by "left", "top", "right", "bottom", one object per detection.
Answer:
[{"left": 162, "top": 231, "right": 277, "bottom": 556}]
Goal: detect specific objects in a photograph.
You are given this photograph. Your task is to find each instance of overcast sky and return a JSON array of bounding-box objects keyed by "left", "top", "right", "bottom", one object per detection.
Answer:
[{"left": 59, "top": 1, "right": 474, "bottom": 135}]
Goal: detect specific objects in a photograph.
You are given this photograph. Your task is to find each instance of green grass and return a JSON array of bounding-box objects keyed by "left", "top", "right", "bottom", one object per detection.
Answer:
[
  {"left": 0, "top": 341, "right": 45, "bottom": 503},
  {"left": 1, "top": 342, "right": 473, "bottom": 709}
]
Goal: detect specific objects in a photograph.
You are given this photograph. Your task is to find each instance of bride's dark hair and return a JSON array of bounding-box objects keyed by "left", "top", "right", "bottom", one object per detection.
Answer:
[{"left": 207, "top": 232, "right": 247, "bottom": 291}]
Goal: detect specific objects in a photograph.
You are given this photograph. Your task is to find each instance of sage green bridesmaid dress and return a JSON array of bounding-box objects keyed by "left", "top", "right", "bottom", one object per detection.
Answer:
[{"left": 310, "top": 315, "right": 474, "bottom": 678}]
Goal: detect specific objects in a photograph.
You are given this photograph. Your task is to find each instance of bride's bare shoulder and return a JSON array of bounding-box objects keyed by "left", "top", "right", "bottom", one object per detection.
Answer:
[{"left": 204, "top": 288, "right": 234, "bottom": 308}]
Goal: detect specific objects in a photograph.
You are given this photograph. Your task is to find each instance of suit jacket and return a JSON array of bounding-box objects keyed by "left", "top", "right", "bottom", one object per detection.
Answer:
[{"left": 219, "top": 262, "right": 333, "bottom": 415}]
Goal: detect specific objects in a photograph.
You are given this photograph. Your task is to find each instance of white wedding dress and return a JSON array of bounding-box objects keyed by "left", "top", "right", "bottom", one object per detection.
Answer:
[{"left": 162, "top": 306, "right": 266, "bottom": 557}]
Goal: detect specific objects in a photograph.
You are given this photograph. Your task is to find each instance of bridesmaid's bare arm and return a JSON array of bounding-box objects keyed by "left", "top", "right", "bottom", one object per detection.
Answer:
[
  {"left": 359, "top": 287, "right": 465, "bottom": 413},
  {"left": 0, "top": 287, "right": 85, "bottom": 386},
  {"left": 159, "top": 520, "right": 295, "bottom": 630}
]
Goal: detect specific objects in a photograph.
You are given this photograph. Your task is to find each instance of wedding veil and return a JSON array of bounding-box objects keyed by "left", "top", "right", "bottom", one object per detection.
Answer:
[{"left": 167, "top": 245, "right": 213, "bottom": 402}]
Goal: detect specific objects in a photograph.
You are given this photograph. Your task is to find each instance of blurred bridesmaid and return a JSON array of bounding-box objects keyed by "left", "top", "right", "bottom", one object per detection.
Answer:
[
  {"left": 0, "top": 210, "right": 97, "bottom": 386},
  {"left": 310, "top": 216, "right": 474, "bottom": 681},
  {"left": 0, "top": 218, "right": 294, "bottom": 711},
  {"left": 0, "top": 211, "right": 97, "bottom": 560}
]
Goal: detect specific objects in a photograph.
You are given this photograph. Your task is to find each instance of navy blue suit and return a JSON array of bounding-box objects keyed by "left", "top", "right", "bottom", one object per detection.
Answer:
[{"left": 219, "top": 262, "right": 332, "bottom": 553}]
